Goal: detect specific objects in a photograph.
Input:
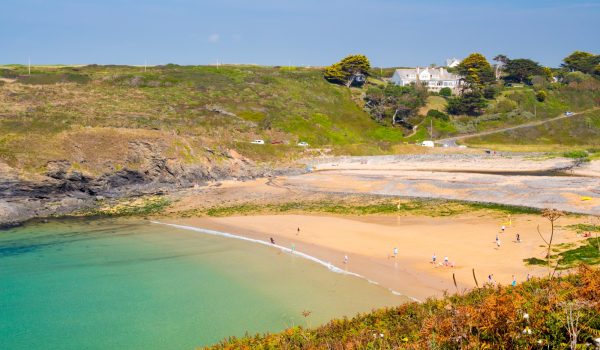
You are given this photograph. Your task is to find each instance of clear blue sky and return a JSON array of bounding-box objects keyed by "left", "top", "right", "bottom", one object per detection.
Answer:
[{"left": 1, "top": 0, "right": 598, "bottom": 67}]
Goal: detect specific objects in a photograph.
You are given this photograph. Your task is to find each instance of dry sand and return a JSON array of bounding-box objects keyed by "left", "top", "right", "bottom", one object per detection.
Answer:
[{"left": 166, "top": 213, "right": 584, "bottom": 301}]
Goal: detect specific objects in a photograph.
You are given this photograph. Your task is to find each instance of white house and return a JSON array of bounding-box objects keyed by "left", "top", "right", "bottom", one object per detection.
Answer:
[
  {"left": 446, "top": 58, "right": 461, "bottom": 68},
  {"left": 390, "top": 67, "right": 461, "bottom": 92}
]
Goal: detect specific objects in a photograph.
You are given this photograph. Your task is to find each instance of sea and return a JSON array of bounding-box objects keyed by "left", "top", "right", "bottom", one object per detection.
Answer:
[{"left": 0, "top": 218, "right": 403, "bottom": 349}]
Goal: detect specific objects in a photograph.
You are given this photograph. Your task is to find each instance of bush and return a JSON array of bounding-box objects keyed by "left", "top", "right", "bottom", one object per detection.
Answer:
[
  {"left": 439, "top": 87, "right": 452, "bottom": 97},
  {"left": 493, "top": 99, "right": 518, "bottom": 113},
  {"left": 483, "top": 85, "right": 499, "bottom": 99},
  {"left": 536, "top": 90, "right": 547, "bottom": 102},
  {"left": 447, "top": 90, "right": 487, "bottom": 116},
  {"left": 563, "top": 71, "right": 588, "bottom": 84},
  {"left": 563, "top": 150, "right": 588, "bottom": 159},
  {"left": 427, "top": 109, "right": 449, "bottom": 121}
]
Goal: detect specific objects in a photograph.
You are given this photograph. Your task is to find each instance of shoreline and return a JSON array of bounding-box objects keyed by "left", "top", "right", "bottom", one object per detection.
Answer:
[
  {"left": 150, "top": 221, "right": 415, "bottom": 301},
  {"left": 160, "top": 213, "right": 585, "bottom": 301}
]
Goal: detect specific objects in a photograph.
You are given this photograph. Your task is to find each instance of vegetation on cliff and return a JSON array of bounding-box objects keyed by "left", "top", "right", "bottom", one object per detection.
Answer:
[{"left": 206, "top": 266, "right": 600, "bottom": 349}]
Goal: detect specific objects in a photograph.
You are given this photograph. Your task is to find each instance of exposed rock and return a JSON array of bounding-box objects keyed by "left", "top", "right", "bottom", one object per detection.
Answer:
[
  {"left": 0, "top": 150, "right": 301, "bottom": 228},
  {"left": 45, "top": 160, "right": 71, "bottom": 179}
]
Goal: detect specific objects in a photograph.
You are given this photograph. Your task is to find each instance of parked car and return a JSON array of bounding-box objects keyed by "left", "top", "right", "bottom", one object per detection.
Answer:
[
  {"left": 250, "top": 139, "right": 265, "bottom": 145},
  {"left": 297, "top": 141, "right": 309, "bottom": 147},
  {"left": 421, "top": 140, "right": 434, "bottom": 148},
  {"left": 565, "top": 111, "right": 575, "bottom": 117}
]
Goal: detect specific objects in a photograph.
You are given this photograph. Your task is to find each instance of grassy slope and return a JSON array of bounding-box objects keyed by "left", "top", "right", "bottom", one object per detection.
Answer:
[
  {"left": 2, "top": 65, "right": 600, "bottom": 176},
  {"left": 0, "top": 64, "right": 405, "bottom": 175},
  {"left": 206, "top": 266, "right": 600, "bottom": 349},
  {"left": 427, "top": 81, "right": 600, "bottom": 147},
  {"left": 466, "top": 109, "right": 600, "bottom": 149}
]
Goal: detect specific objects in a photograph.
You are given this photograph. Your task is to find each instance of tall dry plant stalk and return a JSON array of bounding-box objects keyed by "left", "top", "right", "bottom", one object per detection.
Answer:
[{"left": 537, "top": 208, "right": 564, "bottom": 277}]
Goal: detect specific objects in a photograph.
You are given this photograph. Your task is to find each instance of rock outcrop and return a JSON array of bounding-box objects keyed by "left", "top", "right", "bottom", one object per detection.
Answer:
[{"left": 0, "top": 150, "right": 300, "bottom": 228}]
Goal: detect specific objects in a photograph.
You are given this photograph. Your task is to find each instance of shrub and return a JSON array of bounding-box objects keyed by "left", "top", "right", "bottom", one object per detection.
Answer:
[
  {"left": 483, "top": 85, "right": 499, "bottom": 99},
  {"left": 536, "top": 90, "right": 547, "bottom": 102},
  {"left": 439, "top": 87, "right": 452, "bottom": 97},
  {"left": 493, "top": 99, "right": 518, "bottom": 113},
  {"left": 447, "top": 90, "right": 487, "bottom": 116},
  {"left": 563, "top": 150, "right": 588, "bottom": 159},
  {"left": 426, "top": 109, "right": 449, "bottom": 121}
]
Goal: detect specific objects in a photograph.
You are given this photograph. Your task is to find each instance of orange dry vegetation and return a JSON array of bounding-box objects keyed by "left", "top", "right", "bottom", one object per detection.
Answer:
[{"left": 207, "top": 266, "right": 600, "bottom": 349}]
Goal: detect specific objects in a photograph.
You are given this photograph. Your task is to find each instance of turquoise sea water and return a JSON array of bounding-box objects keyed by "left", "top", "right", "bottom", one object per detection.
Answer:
[{"left": 0, "top": 219, "right": 402, "bottom": 349}]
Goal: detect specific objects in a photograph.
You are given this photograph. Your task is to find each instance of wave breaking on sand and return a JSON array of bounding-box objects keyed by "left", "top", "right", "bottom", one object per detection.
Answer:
[{"left": 151, "top": 221, "right": 418, "bottom": 301}]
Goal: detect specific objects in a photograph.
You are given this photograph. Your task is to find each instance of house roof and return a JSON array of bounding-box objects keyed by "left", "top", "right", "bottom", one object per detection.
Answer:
[{"left": 394, "top": 67, "right": 459, "bottom": 81}]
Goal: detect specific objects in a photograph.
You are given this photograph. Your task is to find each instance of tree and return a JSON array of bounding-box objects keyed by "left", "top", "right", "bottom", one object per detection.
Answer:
[
  {"left": 493, "top": 54, "right": 509, "bottom": 65},
  {"left": 504, "top": 58, "right": 545, "bottom": 84},
  {"left": 364, "top": 84, "right": 427, "bottom": 126},
  {"left": 323, "top": 63, "right": 346, "bottom": 84},
  {"left": 439, "top": 87, "right": 452, "bottom": 97},
  {"left": 562, "top": 51, "right": 600, "bottom": 75},
  {"left": 427, "top": 109, "right": 449, "bottom": 121},
  {"left": 455, "top": 53, "right": 495, "bottom": 87},
  {"left": 447, "top": 90, "right": 487, "bottom": 116},
  {"left": 324, "top": 54, "right": 371, "bottom": 86}
]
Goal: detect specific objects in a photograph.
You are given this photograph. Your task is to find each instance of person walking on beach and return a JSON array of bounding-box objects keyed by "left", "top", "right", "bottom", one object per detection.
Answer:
[
  {"left": 393, "top": 247, "right": 398, "bottom": 258},
  {"left": 501, "top": 225, "right": 506, "bottom": 232},
  {"left": 526, "top": 273, "right": 531, "bottom": 282},
  {"left": 297, "top": 227, "right": 300, "bottom": 235},
  {"left": 432, "top": 253, "right": 437, "bottom": 264},
  {"left": 488, "top": 274, "right": 494, "bottom": 284},
  {"left": 444, "top": 256, "right": 449, "bottom": 266},
  {"left": 343, "top": 255, "right": 349, "bottom": 264},
  {"left": 270, "top": 237, "right": 275, "bottom": 245},
  {"left": 516, "top": 233, "right": 521, "bottom": 243},
  {"left": 496, "top": 238, "right": 501, "bottom": 248},
  {"left": 511, "top": 275, "right": 517, "bottom": 287}
]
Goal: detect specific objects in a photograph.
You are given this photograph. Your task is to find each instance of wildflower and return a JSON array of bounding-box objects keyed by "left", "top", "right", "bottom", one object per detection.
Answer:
[{"left": 523, "top": 312, "right": 529, "bottom": 320}]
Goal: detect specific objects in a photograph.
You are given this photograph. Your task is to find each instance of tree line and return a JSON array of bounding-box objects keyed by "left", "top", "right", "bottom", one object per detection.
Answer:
[{"left": 323, "top": 51, "right": 599, "bottom": 123}]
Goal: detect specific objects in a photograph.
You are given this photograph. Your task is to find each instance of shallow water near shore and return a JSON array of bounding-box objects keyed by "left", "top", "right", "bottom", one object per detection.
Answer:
[{"left": 0, "top": 218, "right": 403, "bottom": 349}]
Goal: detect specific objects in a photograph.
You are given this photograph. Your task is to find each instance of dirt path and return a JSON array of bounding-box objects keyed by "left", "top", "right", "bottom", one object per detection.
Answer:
[{"left": 436, "top": 108, "right": 598, "bottom": 146}]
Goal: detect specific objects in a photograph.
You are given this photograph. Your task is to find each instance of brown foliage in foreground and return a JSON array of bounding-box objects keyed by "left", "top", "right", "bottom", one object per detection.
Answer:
[{"left": 206, "top": 266, "right": 600, "bottom": 349}]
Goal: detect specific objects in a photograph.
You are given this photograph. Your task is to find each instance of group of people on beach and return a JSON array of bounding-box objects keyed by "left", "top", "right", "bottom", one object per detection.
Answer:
[
  {"left": 495, "top": 224, "right": 522, "bottom": 249},
  {"left": 431, "top": 253, "right": 454, "bottom": 268}
]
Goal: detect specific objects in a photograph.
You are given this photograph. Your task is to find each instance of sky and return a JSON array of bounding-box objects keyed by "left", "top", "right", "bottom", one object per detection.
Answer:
[{"left": 1, "top": 0, "right": 599, "bottom": 67}]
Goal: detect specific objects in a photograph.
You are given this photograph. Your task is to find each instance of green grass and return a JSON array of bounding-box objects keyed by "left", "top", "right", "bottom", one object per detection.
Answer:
[
  {"left": 523, "top": 257, "right": 546, "bottom": 265},
  {"left": 175, "top": 197, "right": 546, "bottom": 218},
  {"left": 557, "top": 238, "right": 600, "bottom": 266},
  {"left": 2, "top": 64, "right": 599, "bottom": 176},
  {"left": 0, "top": 64, "right": 425, "bottom": 174}
]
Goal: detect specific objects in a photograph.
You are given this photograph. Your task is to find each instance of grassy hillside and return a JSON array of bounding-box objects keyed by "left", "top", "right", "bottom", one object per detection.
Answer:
[
  {"left": 421, "top": 78, "right": 600, "bottom": 146},
  {"left": 0, "top": 64, "right": 405, "bottom": 175},
  {"left": 466, "top": 109, "right": 600, "bottom": 150},
  {"left": 206, "top": 266, "right": 600, "bottom": 349},
  {"left": 2, "top": 65, "right": 600, "bottom": 176}
]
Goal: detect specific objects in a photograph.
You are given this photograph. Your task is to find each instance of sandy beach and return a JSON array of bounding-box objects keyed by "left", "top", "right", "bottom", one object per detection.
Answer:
[{"left": 164, "top": 213, "right": 585, "bottom": 301}]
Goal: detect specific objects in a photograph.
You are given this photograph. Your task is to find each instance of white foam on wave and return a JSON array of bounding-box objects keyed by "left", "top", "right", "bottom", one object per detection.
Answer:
[{"left": 151, "top": 221, "right": 419, "bottom": 301}]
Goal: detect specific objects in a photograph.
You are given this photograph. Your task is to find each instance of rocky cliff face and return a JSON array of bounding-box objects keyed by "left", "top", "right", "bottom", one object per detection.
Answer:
[{"left": 0, "top": 148, "right": 297, "bottom": 228}]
